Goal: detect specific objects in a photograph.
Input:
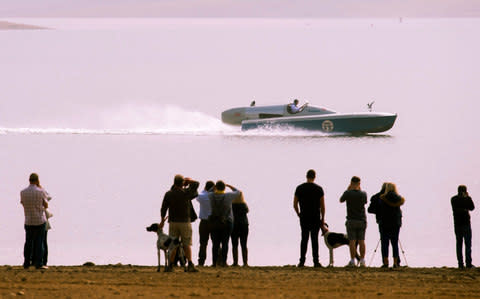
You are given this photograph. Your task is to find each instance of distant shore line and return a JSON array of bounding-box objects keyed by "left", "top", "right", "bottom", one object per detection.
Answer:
[
  {"left": 1, "top": 264, "right": 476, "bottom": 270},
  {"left": 0, "top": 20, "right": 48, "bottom": 30}
]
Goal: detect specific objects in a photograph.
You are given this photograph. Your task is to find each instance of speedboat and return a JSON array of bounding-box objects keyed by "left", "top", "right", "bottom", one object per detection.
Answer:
[{"left": 221, "top": 102, "right": 397, "bottom": 134}]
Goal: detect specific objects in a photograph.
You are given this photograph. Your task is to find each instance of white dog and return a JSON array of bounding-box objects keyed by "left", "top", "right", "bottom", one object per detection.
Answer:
[{"left": 146, "top": 217, "right": 186, "bottom": 272}]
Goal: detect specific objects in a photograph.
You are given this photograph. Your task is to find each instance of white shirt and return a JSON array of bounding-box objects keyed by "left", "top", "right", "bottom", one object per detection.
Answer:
[
  {"left": 196, "top": 190, "right": 211, "bottom": 220},
  {"left": 289, "top": 103, "right": 300, "bottom": 113}
]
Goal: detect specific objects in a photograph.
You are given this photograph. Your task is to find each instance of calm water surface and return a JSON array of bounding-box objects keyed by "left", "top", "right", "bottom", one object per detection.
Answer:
[{"left": 0, "top": 18, "right": 479, "bottom": 267}]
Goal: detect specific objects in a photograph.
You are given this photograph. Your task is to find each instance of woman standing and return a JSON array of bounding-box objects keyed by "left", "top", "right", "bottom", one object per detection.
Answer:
[
  {"left": 378, "top": 183, "right": 405, "bottom": 268},
  {"left": 231, "top": 193, "right": 249, "bottom": 267}
]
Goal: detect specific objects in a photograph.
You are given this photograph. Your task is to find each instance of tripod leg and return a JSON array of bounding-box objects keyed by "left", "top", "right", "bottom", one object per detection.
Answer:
[
  {"left": 368, "top": 239, "right": 381, "bottom": 267},
  {"left": 398, "top": 240, "right": 408, "bottom": 267}
]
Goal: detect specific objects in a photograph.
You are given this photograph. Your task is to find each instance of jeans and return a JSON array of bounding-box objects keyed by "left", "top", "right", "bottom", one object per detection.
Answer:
[
  {"left": 231, "top": 222, "right": 249, "bottom": 264},
  {"left": 299, "top": 220, "right": 321, "bottom": 263},
  {"left": 198, "top": 219, "right": 211, "bottom": 265},
  {"left": 24, "top": 223, "right": 46, "bottom": 268},
  {"left": 455, "top": 225, "right": 472, "bottom": 267},
  {"left": 43, "top": 230, "right": 49, "bottom": 266},
  {"left": 380, "top": 225, "right": 400, "bottom": 259},
  {"left": 211, "top": 220, "right": 233, "bottom": 266}
]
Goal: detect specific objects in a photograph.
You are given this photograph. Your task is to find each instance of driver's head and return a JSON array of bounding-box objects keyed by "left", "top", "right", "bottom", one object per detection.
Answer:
[{"left": 293, "top": 99, "right": 299, "bottom": 105}]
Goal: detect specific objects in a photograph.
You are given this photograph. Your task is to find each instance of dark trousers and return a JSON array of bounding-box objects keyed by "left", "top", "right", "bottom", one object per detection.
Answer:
[
  {"left": 24, "top": 223, "right": 46, "bottom": 269},
  {"left": 299, "top": 221, "right": 320, "bottom": 263},
  {"left": 211, "top": 220, "right": 233, "bottom": 266},
  {"left": 43, "top": 230, "right": 48, "bottom": 266},
  {"left": 198, "top": 219, "right": 211, "bottom": 265},
  {"left": 455, "top": 225, "right": 472, "bottom": 267},
  {"left": 380, "top": 226, "right": 400, "bottom": 259},
  {"left": 231, "top": 223, "right": 249, "bottom": 265}
]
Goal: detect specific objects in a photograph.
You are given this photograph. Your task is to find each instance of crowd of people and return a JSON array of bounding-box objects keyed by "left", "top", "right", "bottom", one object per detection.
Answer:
[
  {"left": 19, "top": 171, "right": 474, "bottom": 271},
  {"left": 292, "top": 169, "right": 475, "bottom": 269},
  {"left": 159, "top": 175, "right": 249, "bottom": 272}
]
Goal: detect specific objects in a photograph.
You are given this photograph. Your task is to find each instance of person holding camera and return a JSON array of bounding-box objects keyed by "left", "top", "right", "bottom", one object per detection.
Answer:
[
  {"left": 161, "top": 174, "right": 199, "bottom": 272},
  {"left": 451, "top": 185, "right": 475, "bottom": 269},
  {"left": 377, "top": 182, "right": 405, "bottom": 268},
  {"left": 195, "top": 180, "right": 215, "bottom": 266},
  {"left": 340, "top": 176, "right": 367, "bottom": 267},
  {"left": 20, "top": 173, "right": 49, "bottom": 270},
  {"left": 208, "top": 181, "right": 241, "bottom": 267}
]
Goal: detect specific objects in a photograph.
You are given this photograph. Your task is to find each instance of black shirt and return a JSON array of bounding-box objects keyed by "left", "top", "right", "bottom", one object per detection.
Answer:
[
  {"left": 340, "top": 189, "right": 367, "bottom": 222},
  {"left": 367, "top": 191, "right": 383, "bottom": 223},
  {"left": 161, "top": 181, "right": 199, "bottom": 223},
  {"left": 295, "top": 182, "right": 324, "bottom": 223},
  {"left": 451, "top": 195, "right": 475, "bottom": 226},
  {"left": 378, "top": 191, "right": 403, "bottom": 229},
  {"left": 232, "top": 202, "right": 249, "bottom": 225}
]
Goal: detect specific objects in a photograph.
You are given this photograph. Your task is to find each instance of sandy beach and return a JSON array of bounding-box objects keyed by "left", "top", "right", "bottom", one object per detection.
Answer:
[
  {"left": 1, "top": 265, "right": 479, "bottom": 298},
  {"left": 0, "top": 20, "right": 47, "bottom": 30}
]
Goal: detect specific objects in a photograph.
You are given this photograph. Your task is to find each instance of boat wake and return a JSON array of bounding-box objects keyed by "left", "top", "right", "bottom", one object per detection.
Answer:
[{"left": 0, "top": 104, "right": 374, "bottom": 138}]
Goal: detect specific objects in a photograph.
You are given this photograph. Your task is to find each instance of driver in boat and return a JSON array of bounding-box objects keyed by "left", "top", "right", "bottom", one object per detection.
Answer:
[{"left": 288, "top": 99, "right": 307, "bottom": 114}]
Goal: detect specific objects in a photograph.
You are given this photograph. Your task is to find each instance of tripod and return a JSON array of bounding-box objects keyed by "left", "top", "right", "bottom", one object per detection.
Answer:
[{"left": 368, "top": 239, "right": 408, "bottom": 267}]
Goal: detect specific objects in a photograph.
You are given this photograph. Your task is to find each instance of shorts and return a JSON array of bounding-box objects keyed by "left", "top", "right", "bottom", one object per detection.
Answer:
[
  {"left": 346, "top": 220, "right": 366, "bottom": 241},
  {"left": 169, "top": 222, "right": 192, "bottom": 246}
]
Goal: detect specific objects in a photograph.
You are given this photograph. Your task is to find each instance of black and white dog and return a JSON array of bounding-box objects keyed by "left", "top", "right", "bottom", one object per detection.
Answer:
[
  {"left": 321, "top": 223, "right": 360, "bottom": 267},
  {"left": 146, "top": 218, "right": 186, "bottom": 272}
]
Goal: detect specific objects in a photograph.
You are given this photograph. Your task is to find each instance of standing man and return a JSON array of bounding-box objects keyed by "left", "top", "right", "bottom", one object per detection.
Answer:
[
  {"left": 20, "top": 173, "right": 49, "bottom": 270},
  {"left": 340, "top": 176, "right": 367, "bottom": 267},
  {"left": 196, "top": 180, "right": 215, "bottom": 266},
  {"left": 451, "top": 185, "right": 475, "bottom": 269},
  {"left": 208, "top": 181, "right": 241, "bottom": 267},
  {"left": 161, "top": 174, "right": 200, "bottom": 272},
  {"left": 293, "top": 169, "right": 325, "bottom": 268}
]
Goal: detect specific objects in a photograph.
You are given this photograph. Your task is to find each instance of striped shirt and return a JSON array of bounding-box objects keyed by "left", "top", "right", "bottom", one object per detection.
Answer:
[{"left": 20, "top": 184, "right": 48, "bottom": 225}]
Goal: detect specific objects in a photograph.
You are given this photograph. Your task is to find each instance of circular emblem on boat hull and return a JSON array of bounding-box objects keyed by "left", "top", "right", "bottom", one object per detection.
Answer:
[{"left": 321, "top": 120, "right": 334, "bottom": 132}]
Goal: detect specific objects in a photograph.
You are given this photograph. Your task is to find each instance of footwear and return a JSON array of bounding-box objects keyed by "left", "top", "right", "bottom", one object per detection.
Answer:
[
  {"left": 466, "top": 264, "right": 475, "bottom": 269},
  {"left": 242, "top": 249, "right": 248, "bottom": 268},
  {"left": 232, "top": 247, "right": 238, "bottom": 267},
  {"left": 164, "top": 264, "right": 173, "bottom": 272},
  {"left": 297, "top": 262, "right": 305, "bottom": 268},
  {"left": 381, "top": 264, "right": 389, "bottom": 268},
  {"left": 359, "top": 260, "right": 366, "bottom": 268},
  {"left": 36, "top": 266, "right": 48, "bottom": 270},
  {"left": 187, "top": 263, "right": 199, "bottom": 273},
  {"left": 458, "top": 264, "right": 465, "bottom": 269},
  {"left": 314, "top": 262, "right": 323, "bottom": 268},
  {"left": 393, "top": 257, "right": 399, "bottom": 268},
  {"left": 346, "top": 261, "right": 356, "bottom": 267}
]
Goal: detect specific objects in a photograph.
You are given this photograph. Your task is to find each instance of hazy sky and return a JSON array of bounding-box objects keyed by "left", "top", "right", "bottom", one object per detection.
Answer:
[{"left": 1, "top": 0, "right": 480, "bottom": 18}]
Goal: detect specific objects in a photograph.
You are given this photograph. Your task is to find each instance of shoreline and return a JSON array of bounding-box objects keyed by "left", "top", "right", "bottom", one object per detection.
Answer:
[
  {"left": 1, "top": 265, "right": 479, "bottom": 298},
  {"left": 0, "top": 20, "right": 48, "bottom": 30}
]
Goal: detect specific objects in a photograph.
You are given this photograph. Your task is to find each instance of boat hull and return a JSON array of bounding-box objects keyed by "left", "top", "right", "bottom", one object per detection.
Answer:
[{"left": 241, "top": 113, "right": 397, "bottom": 134}]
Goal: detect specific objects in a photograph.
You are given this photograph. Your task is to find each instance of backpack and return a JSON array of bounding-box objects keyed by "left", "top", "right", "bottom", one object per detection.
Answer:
[{"left": 209, "top": 195, "right": 227, "bottom": 224}]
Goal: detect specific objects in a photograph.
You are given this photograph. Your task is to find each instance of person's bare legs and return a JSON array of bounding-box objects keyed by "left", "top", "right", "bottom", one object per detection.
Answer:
[
  {"left": 185, "top": 245, "right": 198, "bottom": 272},
  {"left": 358, "top": 240, "right": 366, "bottom": 259},
  {"left": 358, "top": 240, "right": 366, "bottom": 267},
  {"left": 184, "top": 245, "right": 192, "bottom": 262},
  {"left": 349, "top": 240, "right": 357, "bottom": 259}
]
